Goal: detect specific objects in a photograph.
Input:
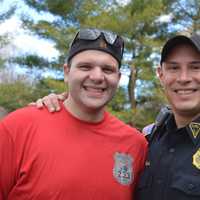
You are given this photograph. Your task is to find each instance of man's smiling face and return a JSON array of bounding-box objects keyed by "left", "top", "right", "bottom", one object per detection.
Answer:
[
  {"left": 64, "top": 50, "right": 121, "bottom": 115},
  {"left": 157, "top": 43, "right": 200, "bottom": 119}
]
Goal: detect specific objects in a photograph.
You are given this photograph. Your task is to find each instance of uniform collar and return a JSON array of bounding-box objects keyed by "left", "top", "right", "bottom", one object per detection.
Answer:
[
  {"left": 166, "top": 115, "right": 200, "bottom": 145},
  {"left": 165, "top": 115, "right": 177, "bottom": 131}
]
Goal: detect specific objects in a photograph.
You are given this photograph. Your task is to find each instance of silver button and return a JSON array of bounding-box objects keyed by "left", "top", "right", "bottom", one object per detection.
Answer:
[
  {"left": 169, "top": 148, "right": 175, "bottom": 153},
  {"left": 188, "top": 183, "right": 195, "bottom": 190}
]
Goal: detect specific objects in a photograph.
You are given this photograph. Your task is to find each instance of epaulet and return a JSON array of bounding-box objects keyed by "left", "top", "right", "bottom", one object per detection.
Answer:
[
  {"left": 142, "top": 123, "right": 155, "bottom": 136},
  {"left": 143, "top": 106, "right": 173, "bottom": 142}
]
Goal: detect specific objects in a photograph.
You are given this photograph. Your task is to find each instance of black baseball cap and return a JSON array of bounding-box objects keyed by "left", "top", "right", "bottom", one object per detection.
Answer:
[
  {"left": 67, "top": 28, "right": 124, "bottom": 67},
  {"left": 160, "top": 33, "right": 200, "bottom": 64}
]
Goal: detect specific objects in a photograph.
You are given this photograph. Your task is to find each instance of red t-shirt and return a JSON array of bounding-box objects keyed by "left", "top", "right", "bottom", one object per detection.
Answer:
[{"left": 0, "top": 104, "right": 147, "bottom": 200}]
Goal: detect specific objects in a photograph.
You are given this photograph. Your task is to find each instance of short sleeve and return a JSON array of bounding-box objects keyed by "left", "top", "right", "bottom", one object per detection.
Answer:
[{"left": 0, "top": 121, "right": 16, "bottom": 199}]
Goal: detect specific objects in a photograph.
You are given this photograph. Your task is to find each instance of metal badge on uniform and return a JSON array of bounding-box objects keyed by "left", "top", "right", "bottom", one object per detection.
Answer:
[
  {"left": 193, "top": 148, "right": 200, "bottom": 170},
  {"left": 113, "top": 152, "right": 133, "bottom": 185},
  {"left": 189, "top": 122, "right": 200, "bottom": 139}
]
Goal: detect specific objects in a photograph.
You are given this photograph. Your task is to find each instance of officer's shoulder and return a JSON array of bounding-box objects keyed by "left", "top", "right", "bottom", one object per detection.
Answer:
[{"left": 142, "top": 123, "right": 155, "bottom": 136}]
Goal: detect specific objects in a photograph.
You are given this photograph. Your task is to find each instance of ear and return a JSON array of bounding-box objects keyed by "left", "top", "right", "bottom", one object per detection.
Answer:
[
  {"left": 156, "top": 65, "right": 164, "bottom": 86},
  {"left": 116, "top": 71, "right": 121, "bottom": 88},
  {"left": 118, "top": 71, "right": 121, "bottom": 81},
  {"left": 63, "top": 63, "right": 70, "bottom": 83}
]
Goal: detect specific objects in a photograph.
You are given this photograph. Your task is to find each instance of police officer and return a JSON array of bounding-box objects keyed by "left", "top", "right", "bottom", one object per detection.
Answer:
[{"left": 136, "top": 33, "right": 200, "bottom": 200}]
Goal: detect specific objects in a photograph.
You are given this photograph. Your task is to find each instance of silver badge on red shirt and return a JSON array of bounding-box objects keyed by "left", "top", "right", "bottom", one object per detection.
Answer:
[{"left": 113, "top": 152, "right": 133, "bottom": 185}]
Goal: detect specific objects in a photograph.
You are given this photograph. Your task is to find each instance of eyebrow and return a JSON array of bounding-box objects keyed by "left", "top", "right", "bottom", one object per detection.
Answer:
[
  {"left": 164, "top": 61, "right": 178, "bottom": 65},
  {"left": 102, "top": 64, "right": 116, "bottom": 68},
  {"left": 164, "top": 61, "right": 200, "bottom": 64},
  {"left": 189, "top": 61, "right": 200, "bottom": 64},
  {"left": 76, "top": 61, "right": 116, "bottom": 68}
]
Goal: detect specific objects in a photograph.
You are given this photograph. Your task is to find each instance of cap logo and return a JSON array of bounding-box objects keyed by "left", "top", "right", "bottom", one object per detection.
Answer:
[
  {"left": 193, "top": 148, "right": 200, "bottom": 170},
  {"left": 113, "top": 152, "right": 133, "bottom": 185},
  {"left": 189, "top": 122, "right": 200, "bottom": 139},
  {"left": 99, "top": 40, "right": 107, "bottom": 49}
]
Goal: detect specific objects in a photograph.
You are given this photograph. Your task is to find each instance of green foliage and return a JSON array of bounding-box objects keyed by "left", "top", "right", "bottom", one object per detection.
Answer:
[
  {"left": 0, "top": 77, "right": 67, "bottom": 112},
  {"left": 25, "top": 0, "right": 76, "bottom": 17},
  {"left": 0, "top": 58, "right": 5, "bottom": 69},
  {"left": 107, "top": 86, "right": 133, "bottom": 124},
  {"left": 108, "top": 87, "right": 129, "bottom": 111},
  {"left": 0, "top": 81, "right": 35, "bottom": 112},
  {"left": 13, "top": 54, "right": 51, "bottom": 68},
  {"left": 33, "top": 77, "right": 67, "bottom": 98}
]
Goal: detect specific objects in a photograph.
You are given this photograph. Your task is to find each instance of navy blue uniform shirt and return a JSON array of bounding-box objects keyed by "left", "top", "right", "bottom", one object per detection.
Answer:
[{"left": 136, "top": 115, "right": 200, "bottom": 200}]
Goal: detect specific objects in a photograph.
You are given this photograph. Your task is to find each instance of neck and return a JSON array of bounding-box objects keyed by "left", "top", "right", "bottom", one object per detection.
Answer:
[
  {"left": 63, "top": 99, "right": 105, "bottom": 123},
  {"left": 174, "top": 112, "right": 200, "bottom": 128}
]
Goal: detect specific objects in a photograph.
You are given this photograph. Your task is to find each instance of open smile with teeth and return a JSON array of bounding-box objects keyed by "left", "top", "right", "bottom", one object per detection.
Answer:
[
  {"left": 174, "top": 89, "right": 197, "bottom": 94},
  {"left": 84, "top": 86, "right": 106, "bottom": 93}
]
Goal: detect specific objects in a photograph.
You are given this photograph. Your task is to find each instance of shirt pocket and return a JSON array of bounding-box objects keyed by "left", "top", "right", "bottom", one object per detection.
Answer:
[{"left": 170, "top": 174, "right": 200, "bottom": 196}]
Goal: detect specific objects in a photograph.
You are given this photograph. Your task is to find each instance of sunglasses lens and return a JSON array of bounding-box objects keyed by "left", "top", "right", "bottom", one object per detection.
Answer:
[
  {"left": 78, "top": 29, "right": 118, "bottom": 45},
  {"left": 78, "top": 29, "right": 100, "bottom": 40},
  {"left": 103, "top": 31, "right": 117, "bottom": 44}
]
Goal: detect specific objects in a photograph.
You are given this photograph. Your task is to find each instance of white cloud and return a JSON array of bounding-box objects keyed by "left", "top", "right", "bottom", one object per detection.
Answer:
[
  {"left": 13, "top": 33, "right": 59, "bottom": 60},
  {"left": 0, "top": 16, "right": 59, "bottom": 60},
  {"left": 0, "top": 17, "right": 21, "bottom": 35}
]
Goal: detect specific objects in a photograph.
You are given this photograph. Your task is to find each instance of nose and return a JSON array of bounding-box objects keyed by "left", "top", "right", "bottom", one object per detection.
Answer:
[
  {"left": 89, "top": 67, "right": 105, "bottom": 82},
  {"left": 177, "top": 68, "right": 192, "bottom": 83}
]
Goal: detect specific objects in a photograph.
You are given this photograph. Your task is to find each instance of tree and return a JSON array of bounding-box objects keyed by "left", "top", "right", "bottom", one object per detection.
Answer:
[
  {"left": 0, "top": 76, "right": 66, "bottom": 112},
  {"left": 0, "top": 1, "right": 16, "bottom": 68}
]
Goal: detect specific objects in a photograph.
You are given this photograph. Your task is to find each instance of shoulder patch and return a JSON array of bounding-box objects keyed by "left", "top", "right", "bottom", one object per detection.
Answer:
[{"left": 189, "top": 122, "right": 200, "bottom": 139}]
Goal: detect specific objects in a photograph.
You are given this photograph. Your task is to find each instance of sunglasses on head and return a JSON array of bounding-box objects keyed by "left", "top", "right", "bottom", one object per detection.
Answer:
[{"left": 71, "top": 28, "right": 124, "bottom": 55}]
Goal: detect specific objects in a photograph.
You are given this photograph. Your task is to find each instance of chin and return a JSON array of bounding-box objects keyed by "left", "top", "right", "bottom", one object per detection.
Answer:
[
  {"left": 174, "top": 105, "right": 200, "bottom": 116},
  {"left": 84, "top": 99, "right": 109, "bottom": 108},
  {"left": 83, "top": 102, "right": 106, "bottom": 111}
]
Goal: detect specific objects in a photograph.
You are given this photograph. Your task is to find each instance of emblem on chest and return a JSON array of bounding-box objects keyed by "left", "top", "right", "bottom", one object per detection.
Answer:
[
  {"left": 113, "top": 152, "right": 133, "bottom": 185},
  {"left": 189, "top": 122, "right": 200, "bottom": 139}
]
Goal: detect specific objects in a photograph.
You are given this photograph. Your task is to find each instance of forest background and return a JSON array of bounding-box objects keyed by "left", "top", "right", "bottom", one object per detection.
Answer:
[{"left": 0, "top": 0, "right": 199, "bottom": 129}]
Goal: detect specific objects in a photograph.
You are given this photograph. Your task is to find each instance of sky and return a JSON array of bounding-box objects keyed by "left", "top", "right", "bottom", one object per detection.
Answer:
[{"left": 0, "top": 16, "right": 59, "bottom": 60}]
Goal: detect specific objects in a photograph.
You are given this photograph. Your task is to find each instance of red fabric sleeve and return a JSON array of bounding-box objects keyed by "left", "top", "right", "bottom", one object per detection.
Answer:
[{"left": 0, "top": 121, "right": 16, "bottom": 200}]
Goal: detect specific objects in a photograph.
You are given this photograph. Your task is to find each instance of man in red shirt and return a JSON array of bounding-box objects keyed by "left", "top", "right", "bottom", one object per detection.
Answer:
[{"left": 0, "top": 28, "right": 147, "bottom": 200}]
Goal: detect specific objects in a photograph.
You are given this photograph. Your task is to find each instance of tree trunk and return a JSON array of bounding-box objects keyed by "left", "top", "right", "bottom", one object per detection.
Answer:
[{"left": 128, "top": 62, "right": 137, "bottom": 111}]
